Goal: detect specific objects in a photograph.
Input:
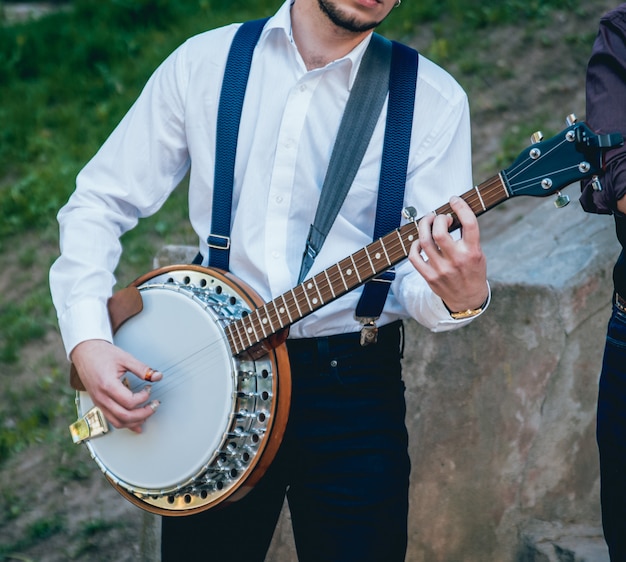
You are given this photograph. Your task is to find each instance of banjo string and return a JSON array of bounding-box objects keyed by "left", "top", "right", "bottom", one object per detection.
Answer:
[{"left": 126, "top": 332, "right": 250, "bottom": 404}]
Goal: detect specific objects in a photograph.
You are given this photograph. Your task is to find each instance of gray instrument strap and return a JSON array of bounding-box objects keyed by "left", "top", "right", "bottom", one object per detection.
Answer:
[{"left": 297, "top": 33, "right": 392, "bottom": 283}]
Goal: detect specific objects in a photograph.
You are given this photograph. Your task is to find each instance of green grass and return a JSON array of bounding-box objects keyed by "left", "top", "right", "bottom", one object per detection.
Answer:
[
  {"left": 0, "top": 515, "right": 65, "bottom": 561},
  {"left": 0, "top": 0, "right": 584, "bottom": 245}
]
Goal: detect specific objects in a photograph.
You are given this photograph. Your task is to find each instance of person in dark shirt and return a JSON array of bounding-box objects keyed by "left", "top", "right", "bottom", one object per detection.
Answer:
[{"left": 580, "top": 4, "right": 626, "bottom": 559}]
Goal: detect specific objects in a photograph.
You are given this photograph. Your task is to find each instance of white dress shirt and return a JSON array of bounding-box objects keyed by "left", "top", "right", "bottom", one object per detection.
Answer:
[{"left": 49, "top": 0, "right": 487, "bottom": 356}]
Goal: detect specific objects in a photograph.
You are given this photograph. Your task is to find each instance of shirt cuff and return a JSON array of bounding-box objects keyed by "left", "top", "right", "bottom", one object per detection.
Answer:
[
  {"left": 57, "top": 298, "right": 113, "bottom": 359},
  {"left": 428, "top": 280, "right": 491, "bottom": 332}
]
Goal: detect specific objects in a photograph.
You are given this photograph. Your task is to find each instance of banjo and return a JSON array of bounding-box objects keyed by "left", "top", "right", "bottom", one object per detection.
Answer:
[{"left": 70, "top": 118, "right": 621, "bottom": 516}]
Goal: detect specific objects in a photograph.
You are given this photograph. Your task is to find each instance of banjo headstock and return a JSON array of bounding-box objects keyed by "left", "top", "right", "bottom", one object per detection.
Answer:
[{"left": 500, "top": 115, "right": 623, "bottom": 207}]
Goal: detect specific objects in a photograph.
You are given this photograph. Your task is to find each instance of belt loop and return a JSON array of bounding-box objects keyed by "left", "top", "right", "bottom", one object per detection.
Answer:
[
  {"left": 615, "top": 291, "right": 626, "bottom": 313},
  {"left": 317, "top": 337, "right": 331, "bottom": 376}
]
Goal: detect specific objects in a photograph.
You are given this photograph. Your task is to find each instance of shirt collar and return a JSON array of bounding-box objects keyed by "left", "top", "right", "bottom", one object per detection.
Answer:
[{"left": 261, "top": 0, "right": 374, "bottom": 90}]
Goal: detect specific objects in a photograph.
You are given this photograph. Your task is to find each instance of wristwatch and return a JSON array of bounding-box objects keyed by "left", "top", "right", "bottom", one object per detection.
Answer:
[
  {"left": 446, "top": 297, "right": 488, "bottom": 320},
  {"left": 449, "top": 305, "right": 485, "bottom": 320}
]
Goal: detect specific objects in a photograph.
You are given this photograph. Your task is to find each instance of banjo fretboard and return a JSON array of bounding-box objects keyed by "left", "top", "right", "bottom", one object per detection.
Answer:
[{"left": 224, "top": 173, "right": 509, "bottom": 355}]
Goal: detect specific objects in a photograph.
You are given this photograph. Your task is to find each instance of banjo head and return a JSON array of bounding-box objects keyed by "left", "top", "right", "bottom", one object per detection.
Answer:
[
  {"left": 78, "top": 285, "right": 235, "bottom": 491},
  {"left": 75, "top": 266, "right": 291, "bottom": 515}
]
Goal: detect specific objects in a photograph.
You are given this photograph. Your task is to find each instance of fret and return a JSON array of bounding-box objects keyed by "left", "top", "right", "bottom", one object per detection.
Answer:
[
  {"left": 290, "top": 287, "right": 304, "bottom": 317},
  {"left": 333, "top": 263, "right": 349, "bottom": 292},
  {"left": 225, "top": 325, "right": 238, "bottom": 355},
  {"left": 310, "top": 276, "right": 325, "bottom": 307},
  {"left": 472, "top": 174, "right": 509, "bottom": 213},
  {"left": 394, "top": 228, "right": 409, "bottom": 256},
  {"left": 237, "top": 317, "right": 254, "bottom": 349},
  {"left": 301, "top": 278, "right": 323, "bottom": 311},
  {"left": 401, "top": 222, "right": 419, "bottom": 248},
  {"left": 270, "top": 300, "right": 285, "bottom": 329},
  {"left": 496, "top": 173, "right": 510, "bottom": 202},
  {"left": 370, "top": 239, "right": 392, "bottom": 271},
  {"left": 299, "top": 281, "right": 314, "bottom": 311},
  {"left": 389, "top": 230, "right": 410, "bottom": 261},
  {"left": 280, "top": 294, "right": 294, "bottom": 323},
  {"left": 349, "top": 255, "right": 362, "bottom": 283},
  {"left": 314, "top": 270, "right": 331, "bottom": 302},
  {"left": 229, "top": 319, "right": 242, "bottom": 350},
  {"left": 251, "top": 311, "right": 267, "bottom": 339},
  {"left": 268, "top": 303, "right": 282, "bottom": 331},
  {"left": 266, "top": 301, "right": 278, "bottom": 329},
  {"left": 363, "top": 246, "right": 376, "bottom": 275},
  {"left": 251, "top": 316, "right": 265, "bottom": 344},
  {"left": 259, "top": 306, "right": 275, "bottom": 334},
  {"left": 382, "top": 238, "right": 395, "bottom": 262},
  {"left": 324, "top": 269, "right": 337, "bottom": 299},
  {"left": 304, "top": 279, "right": 320, "bottom": 305},
  {"left": 243, "top": 318, "right": 256, "bottom": 345},
  {"left": 322, "top": 269, "right": 337, "bottom": 299},
  {"left": 474, "top": 185, "right": 486, "bottom": 211},
  {"left": 379, "top": 238, "right": 392, "bottom": 267},
  {"left": 286, "top": 291, "right": 300, "bottom": 321}
]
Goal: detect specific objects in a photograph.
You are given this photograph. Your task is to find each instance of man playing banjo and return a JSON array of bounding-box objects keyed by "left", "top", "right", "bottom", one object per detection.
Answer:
[{"left": 50, "top": 0, "right": 489, "bottom": 559}]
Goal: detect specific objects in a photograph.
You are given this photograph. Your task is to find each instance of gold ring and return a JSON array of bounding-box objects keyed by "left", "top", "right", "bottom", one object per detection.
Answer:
[{"left": 144, "top": 367, "right": 156, "bottom": 382}]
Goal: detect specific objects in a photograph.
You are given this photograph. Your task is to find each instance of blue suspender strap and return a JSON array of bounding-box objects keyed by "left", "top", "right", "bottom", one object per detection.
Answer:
[
  {"left": 209, "top": 20, "right": 417, "bottom": 332},
  {"left": 355, "top": 41, "right": 418, "bottom": 323},
  {"left": 207, "top": 18, "right": 269, "bottom": 271}
]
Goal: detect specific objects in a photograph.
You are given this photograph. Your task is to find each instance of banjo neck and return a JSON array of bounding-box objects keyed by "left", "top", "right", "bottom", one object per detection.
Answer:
[
  {"left": 223, "top": 117, "right": 625, "bottom": 357},
  {"left": 224, "top": 174, "right": 509, "bottom": 356}
]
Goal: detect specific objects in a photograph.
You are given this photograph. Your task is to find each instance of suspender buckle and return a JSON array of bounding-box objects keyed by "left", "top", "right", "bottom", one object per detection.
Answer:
[
  {"left": 358, "top": 318, "right": 379, "bottom": 346},
  {"left": 207, "top": 234, "right": 231, "bottom": 250}
]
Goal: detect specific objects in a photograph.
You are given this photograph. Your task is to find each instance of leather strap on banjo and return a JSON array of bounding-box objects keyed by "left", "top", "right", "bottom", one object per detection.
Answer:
[{"left": 69, "top": 286, "right": 143, "bottom": 390}]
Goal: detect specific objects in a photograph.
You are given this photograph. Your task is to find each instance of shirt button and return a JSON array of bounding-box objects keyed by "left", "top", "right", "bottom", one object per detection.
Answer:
[
  {"left": 330, "top": 360, "right": 338, "bottom": 367},
  {"left": 275, "top": 195, "right": 283, "bottom": 204},
  {"left": 272, "top": 251, "right": 280, "bottom": 259},
  {"left": 299, "top": 84, "right": 307, "bottom": 93}
]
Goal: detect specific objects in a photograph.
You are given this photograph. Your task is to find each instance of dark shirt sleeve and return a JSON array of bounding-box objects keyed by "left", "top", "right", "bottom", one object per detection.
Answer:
[{"left": 580, "top": 5, "right": 626, "bottom": 215}]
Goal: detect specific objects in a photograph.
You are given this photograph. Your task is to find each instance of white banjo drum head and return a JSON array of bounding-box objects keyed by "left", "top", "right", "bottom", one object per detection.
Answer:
[{"left": 78, "top": 285, "right": 235, "bottom": 492}]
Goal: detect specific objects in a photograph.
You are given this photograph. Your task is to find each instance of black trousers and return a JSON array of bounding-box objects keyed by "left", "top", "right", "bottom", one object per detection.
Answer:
[
  {"left": 162, "top": 321, "right": 410, "bottom": 562},
  {"left": 597, "top": 303, "right": 626, "bottom": 561}
]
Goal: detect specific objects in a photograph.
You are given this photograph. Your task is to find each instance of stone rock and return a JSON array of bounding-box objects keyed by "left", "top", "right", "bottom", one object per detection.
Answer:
[
  {"left": 518, "top": 520, "right": 609, "bottom": 562},
  {"left": 266, "top": 197, "right": 617, "bottom": 560}
]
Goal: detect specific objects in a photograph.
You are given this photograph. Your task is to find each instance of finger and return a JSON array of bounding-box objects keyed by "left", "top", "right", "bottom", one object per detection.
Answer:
[
  {"left": 95, "top": 342, "right": 163, "bottom": 386},
  {"left": 109, "top": 378, "right": 158, "bottom": 411},
  {"left": 142, "top": 367, "right": 163, "bottom": 383},
  {"left": 430, "top": 212, "right": 455, "bottom": 249},
  {"left": 408, "top": 239, "right": 436, "bottom": 280},
  {"left": 100, "top": 394, "right": 161, "bottom": 431},
  {"left": 416, "top": 212, "right": 439, "bottom": 257},
  {"left": 120, "top": 353, "right": 164, "bottom": 384},
  {"left": 449, "top": 195, "right": 480, "bottom": 243}
]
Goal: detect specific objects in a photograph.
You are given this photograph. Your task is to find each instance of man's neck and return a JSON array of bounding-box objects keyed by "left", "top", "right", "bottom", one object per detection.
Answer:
[{"left": 290, "top": 1, "right": 372, "bottom": 70}]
